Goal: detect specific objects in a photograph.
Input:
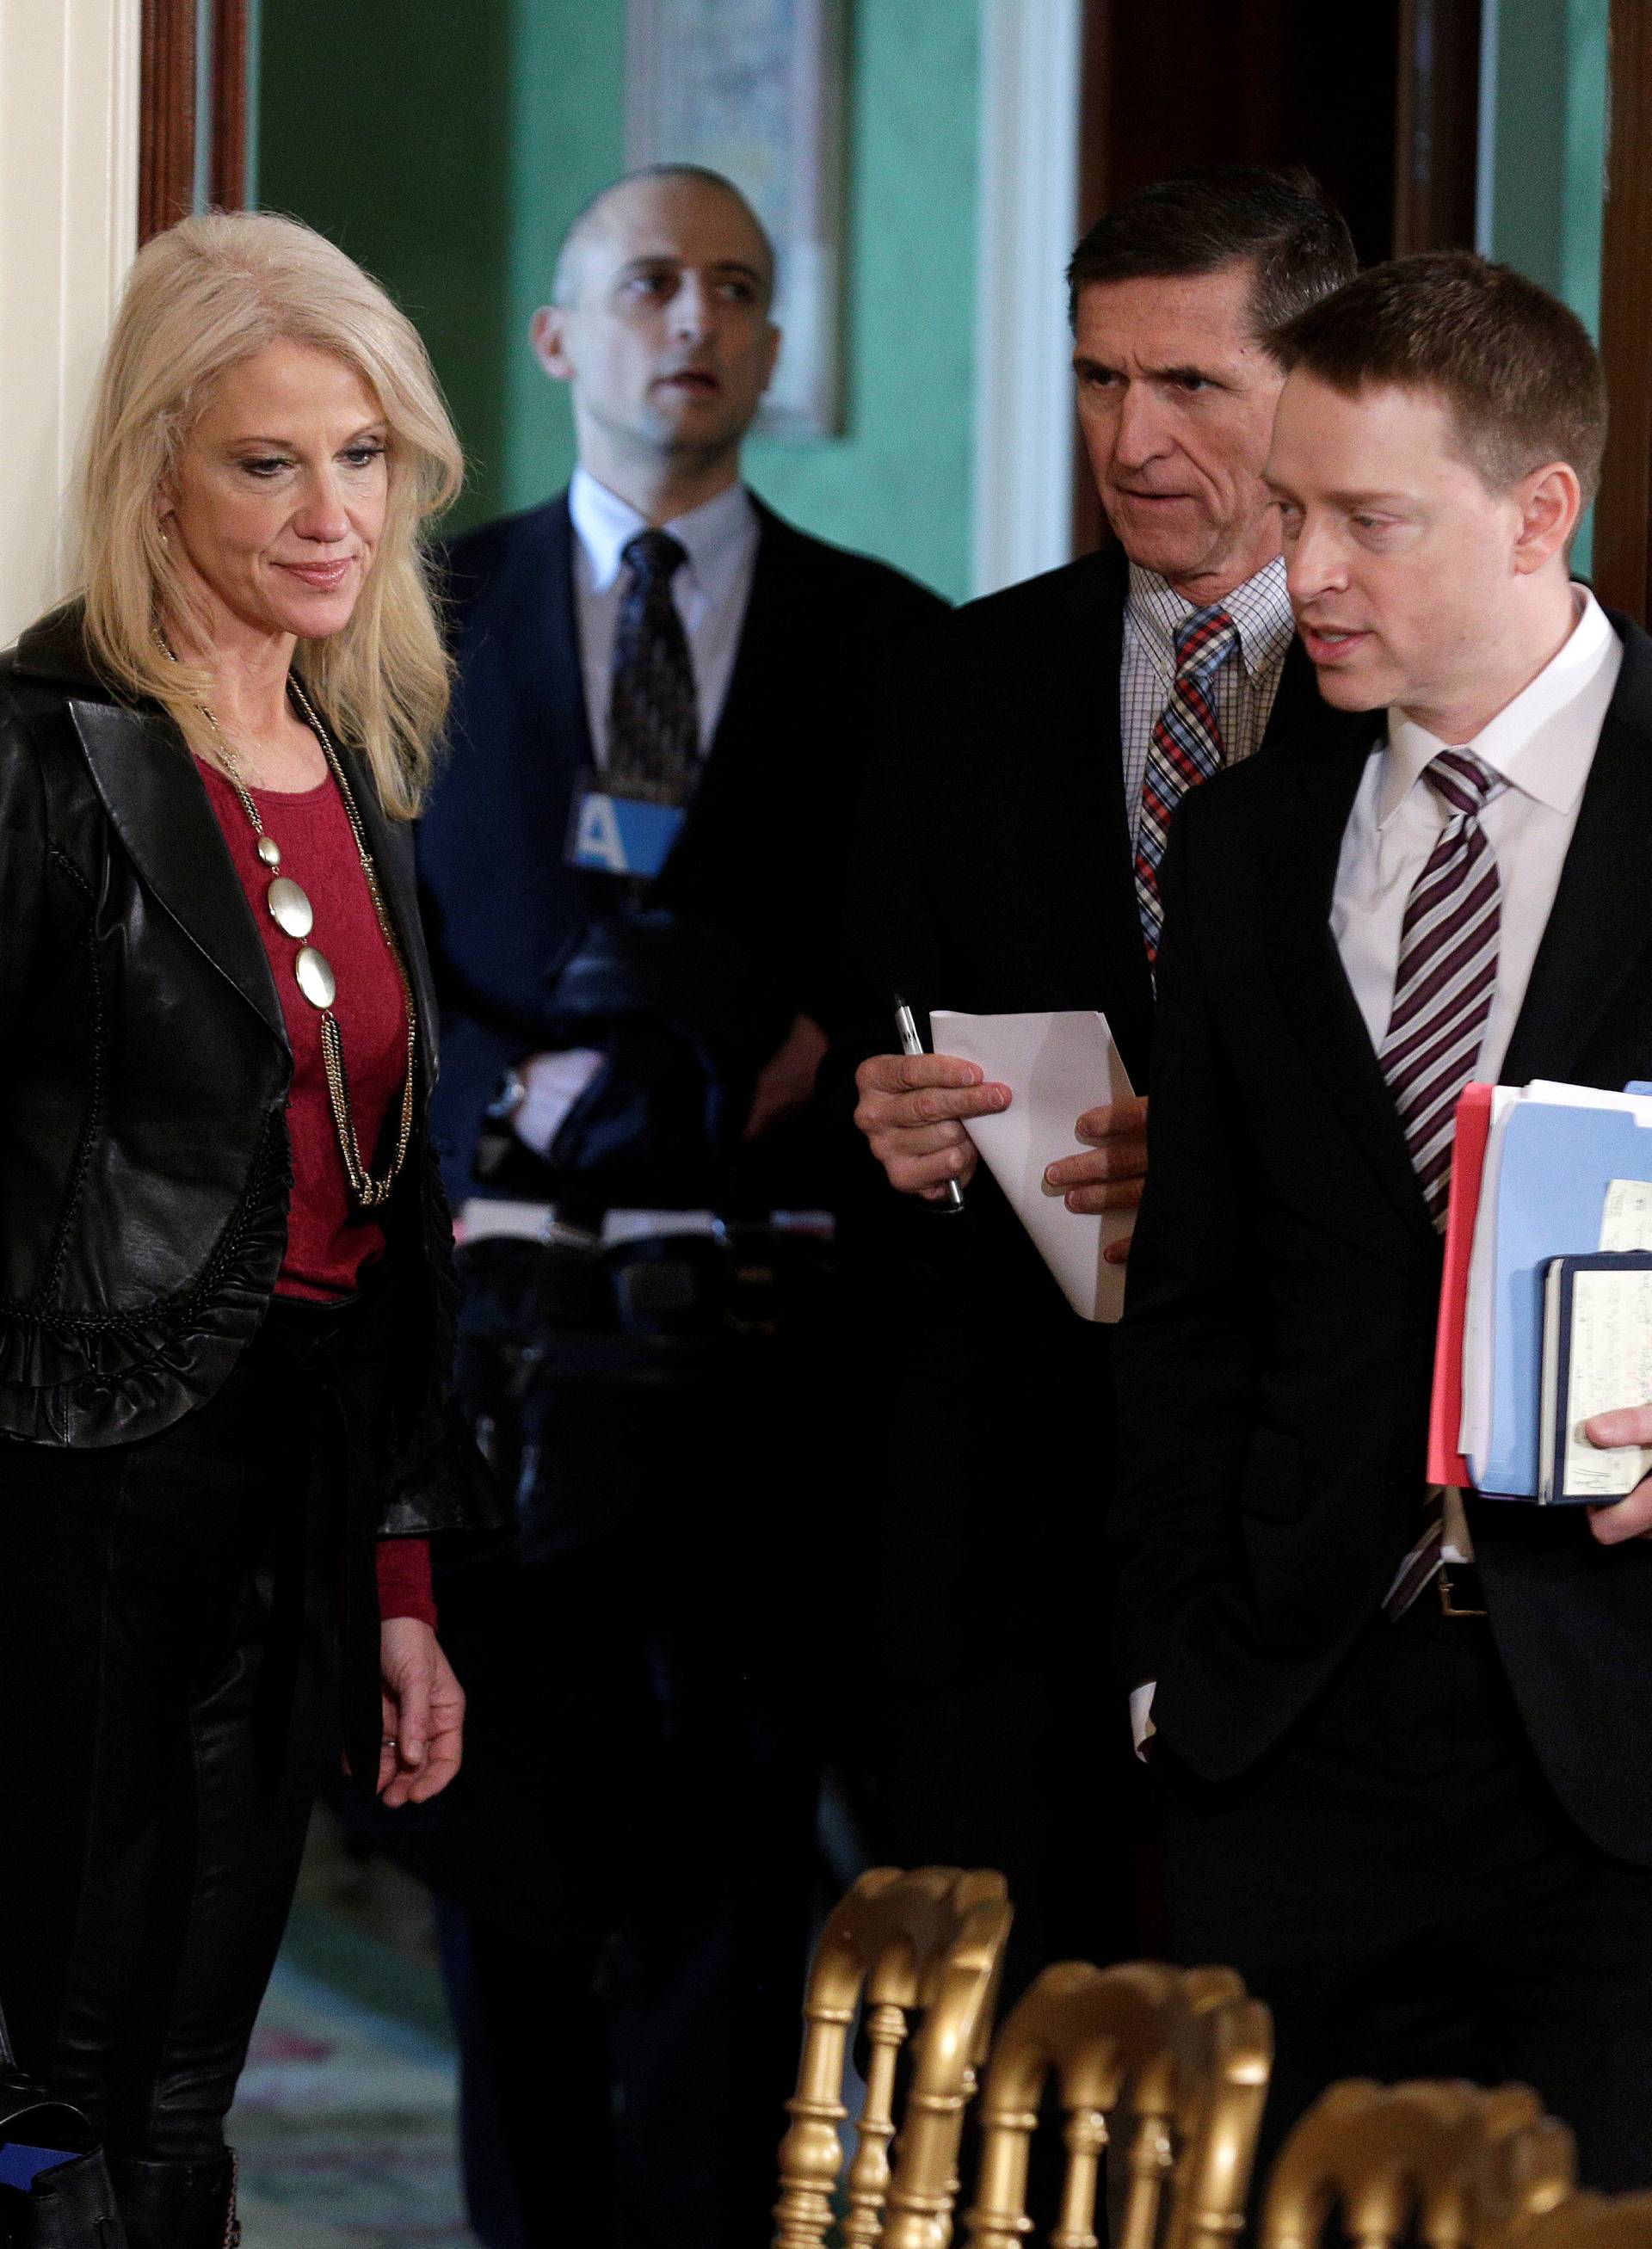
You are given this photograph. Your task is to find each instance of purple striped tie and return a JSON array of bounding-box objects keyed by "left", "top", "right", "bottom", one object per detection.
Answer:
[
  {"left": 1378, "top": 749, "right": 1506, "bottom": 1229},
  {"left": 1380, "top": 748, "right": 1504, "bottom": 1620},
  {"left": 1135, "top": 604, "right": 1240, "bottom": 965}
]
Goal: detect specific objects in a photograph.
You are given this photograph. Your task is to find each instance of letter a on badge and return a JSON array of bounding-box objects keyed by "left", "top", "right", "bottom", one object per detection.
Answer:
[{"left": 573, "top": 792, "right": 629, "bottom": 873}]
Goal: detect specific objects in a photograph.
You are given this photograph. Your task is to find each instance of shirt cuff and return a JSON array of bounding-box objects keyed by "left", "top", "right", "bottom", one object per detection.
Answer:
[
  {"left": 514, "top": 1048, "right": 605, "bottom": 1155},
  {"left": 1130, "top": 1679, "right": 1157, "bottom": 1761},
  {"left": 376, "top": 1536, "right": 437, "bottom": 1628}
]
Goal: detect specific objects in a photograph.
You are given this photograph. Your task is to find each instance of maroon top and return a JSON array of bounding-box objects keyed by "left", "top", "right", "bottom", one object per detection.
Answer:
[
  {"left": 201, "top": 756, "right": 435, "bottom": 1628},
  {"left": 200, "top": 758, "right": 408, "bottom": 1302}
]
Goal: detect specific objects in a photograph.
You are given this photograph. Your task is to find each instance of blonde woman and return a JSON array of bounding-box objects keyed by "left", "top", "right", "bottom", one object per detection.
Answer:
[{"left": 0, "top": 212, "right": 500, "bottom": 2248}]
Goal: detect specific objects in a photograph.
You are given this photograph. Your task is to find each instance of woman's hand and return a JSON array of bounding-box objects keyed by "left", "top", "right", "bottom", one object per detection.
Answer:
[{"left": 378, "top": 1617, "right": 465, "bottom": 1806}]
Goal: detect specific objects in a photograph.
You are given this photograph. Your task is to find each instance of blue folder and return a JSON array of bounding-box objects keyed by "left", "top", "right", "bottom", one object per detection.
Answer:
[
  {"left": 1473, "top": 1088, "right": 1652, "bottom": 1496},
  {"left": 0, "top": 2144, "right": 77, "bottom": 2189}
]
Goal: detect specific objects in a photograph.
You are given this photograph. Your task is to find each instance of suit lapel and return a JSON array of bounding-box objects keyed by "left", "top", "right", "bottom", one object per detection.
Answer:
[
  {"left": 69, "top": 699, "right": 287, "bottom": 1047},
  {"left": 1043, "top": 548, "right": 1157, "bottom": 1069},
  {"left": 1501, "top": 617, "right": 1652, "bottom": 1086},
  {"left": 676, "top": 499, "right": 783, "bottom": 857},
  {"left": 1261, "top": 722, "right": 1439, "bottom": 1248},
  {"left": 541, "top": 493, "right": 597, "bottom": 774},
  {"left": 1261, "top": 636, "right": 1326, "bottom": 745},
  {"left": 347, "top": 755, "right": 441, "bottom": 1088},
  {"left": 508, "top": 496, "right": 599, "bottom": 884}
]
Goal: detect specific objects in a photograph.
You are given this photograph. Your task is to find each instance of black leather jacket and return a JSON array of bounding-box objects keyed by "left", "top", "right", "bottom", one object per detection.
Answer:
[{"left": 0, "top": 604, "right": 500, "bottom": 1537}]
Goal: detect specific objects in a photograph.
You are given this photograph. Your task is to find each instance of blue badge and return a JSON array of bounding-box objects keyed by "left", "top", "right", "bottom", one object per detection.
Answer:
[{"left": 565, "top": 780, "right": 687, "bottom": 879}]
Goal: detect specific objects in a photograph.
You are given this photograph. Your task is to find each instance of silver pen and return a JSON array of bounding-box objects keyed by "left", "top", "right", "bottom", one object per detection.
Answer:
[{"left": 894, "top": 995, "right": 966, "bottom": 1214}]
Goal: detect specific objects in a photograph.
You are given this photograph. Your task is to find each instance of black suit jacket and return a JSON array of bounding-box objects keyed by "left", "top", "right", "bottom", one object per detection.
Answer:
[
  {"left": 851, "top": 541, "right": 1325, "bottom": 1337},
  {"left": 417, "top": 489, "right": 945, "bottom": 1209},
  {"left": 1111, "top": 610, "right": 1652, "bottom": 1866}
]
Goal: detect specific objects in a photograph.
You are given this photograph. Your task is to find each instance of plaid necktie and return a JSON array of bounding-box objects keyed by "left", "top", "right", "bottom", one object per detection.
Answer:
[
  {"left": 607, "top": 528, "right": 700, "bottom": 804},
  {"left": 1380, "top": 748, "right": 1505, "bottom": 1618},
  {"left": 1135, "top": 604, "right": 1241, "bottom": 964}
]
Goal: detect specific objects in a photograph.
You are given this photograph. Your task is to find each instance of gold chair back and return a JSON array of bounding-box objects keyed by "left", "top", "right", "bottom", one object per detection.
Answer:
[
  {"left": 959, "top": 1959, "right": 1274, "bottom": 2249},
  {"left": 773, "top": 1865, "right": 1013, "bottom": 2249},
  {"left": 1504, "top": 2192, "right": 1652, "bottom": 2249},
  {"left": 1258, "top": 2078, "right": 1576, "bottom": 2249}
]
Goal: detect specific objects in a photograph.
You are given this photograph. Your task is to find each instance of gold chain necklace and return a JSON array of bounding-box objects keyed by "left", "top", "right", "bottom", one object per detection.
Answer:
[{"left": 194, "top": 678, "right": 418, "bottom": 1210}]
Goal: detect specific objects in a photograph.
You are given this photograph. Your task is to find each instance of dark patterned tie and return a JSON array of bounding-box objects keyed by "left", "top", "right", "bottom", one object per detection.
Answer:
[
  {"left": 606, "top": 528, "right": 700, "bottom": 804},
  {"left": 1379, "top": 749, "right": 1506, "bottom": 1229},
  {"left": 1380, "top": 748, "right": 1505, "bottom": 1619},
  {"left": 1134, "top": 604, "right": 1241, "bottom": 964}
]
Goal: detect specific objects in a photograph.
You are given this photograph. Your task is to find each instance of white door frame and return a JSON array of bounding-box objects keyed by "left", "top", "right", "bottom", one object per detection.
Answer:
[
  {"left": 970, "top": 0, "right": 1082, "bottom": 599},
  {"left": 0, "top": 0, "right": 141, "bottom": 644}
]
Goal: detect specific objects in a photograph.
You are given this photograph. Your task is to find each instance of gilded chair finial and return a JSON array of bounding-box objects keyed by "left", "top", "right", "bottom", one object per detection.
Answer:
[
  {"left": 1258, "top": 2079, "right": 1576, "bottom": 2249},
  {"left": 773, "top": 1867, "right": 1013, "bottom": 2249},
  {"left": 959, "top": 1961, "right": 1273, "bottom": 2249}
]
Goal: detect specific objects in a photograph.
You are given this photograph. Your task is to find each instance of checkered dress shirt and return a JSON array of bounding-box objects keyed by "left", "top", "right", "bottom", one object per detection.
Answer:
[{"left": 1119, "top": 556, "right": 1296, "bottom": 848}]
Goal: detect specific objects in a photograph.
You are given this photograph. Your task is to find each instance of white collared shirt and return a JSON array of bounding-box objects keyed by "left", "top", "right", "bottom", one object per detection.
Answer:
[
  {"left": 569, "top": 465, "right": 761, "bottom": 767},
  {"left": 1120, "top": 554, "right": 1297, "bottom": 845},
  {"left": 1330, "top": 587, "right": 1622, "bottom": 1078}
]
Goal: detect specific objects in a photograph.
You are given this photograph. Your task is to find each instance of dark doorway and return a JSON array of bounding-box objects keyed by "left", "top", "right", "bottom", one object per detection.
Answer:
[
  {"left": 1082, "top": 1, "right": 1402, "bottom": 267},
  {"left": 1071, "top": 0, "right": 1482, "bottom": 555}
]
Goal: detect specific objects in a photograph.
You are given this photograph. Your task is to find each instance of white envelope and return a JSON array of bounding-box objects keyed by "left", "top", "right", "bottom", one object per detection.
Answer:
[{"left": 930, "top": 1007, "right": 1137, "bottom": 1322}]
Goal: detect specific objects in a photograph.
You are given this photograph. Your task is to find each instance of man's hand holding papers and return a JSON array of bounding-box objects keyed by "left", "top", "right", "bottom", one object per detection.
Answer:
[
  {"left": 1581, "top": 1403, "right": 1652, "bottom": 1543},
  {"left": 1042, "top": 1094, "right": 1150, "bottom": 1258},
  {"left": 854, "top": 1049, "right": 1008, "bottom": 1201}
]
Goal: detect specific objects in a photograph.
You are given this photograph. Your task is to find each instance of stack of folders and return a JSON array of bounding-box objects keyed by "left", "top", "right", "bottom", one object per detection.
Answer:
[{"left": 1427, "top": 1080, "right": 1652, "bottom": 1504}]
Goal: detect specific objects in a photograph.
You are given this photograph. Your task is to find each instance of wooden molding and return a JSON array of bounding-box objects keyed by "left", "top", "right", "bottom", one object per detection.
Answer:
[
  {"left": 139, "top": 0, "right": 194, "bottom": 243},
  {"left": 210, "top": 0, "right": 250, "bottom": 210},
  {"left": 1072, "top": 0, "right": 1112, "bottom": 561},
  {"left": 1595, "top": 0, "right": 1652, "bottom": 620},
  {"left": 139, "top": 0, "right": 249, "bottom": 240},
  {"left": 969, "top": 0, "right": 1082, "bottom": 595},
  {"left": 1, "top": 0, "right": 140, "bottom": 640},
  {"left": 1391, "top": 0, "right": 1482, "bottom": 256}
]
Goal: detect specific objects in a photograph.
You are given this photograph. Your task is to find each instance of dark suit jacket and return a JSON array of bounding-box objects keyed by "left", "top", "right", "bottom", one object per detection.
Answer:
[
  {"left": 1111, "top": 609, "right": 1652, "bottom": 1867},
  {"left": 417, "top": 488, "right": 945, "bottom": 1209},
  {"left": 851, "top": 540, "right": 1325, "bottom": 1341}
]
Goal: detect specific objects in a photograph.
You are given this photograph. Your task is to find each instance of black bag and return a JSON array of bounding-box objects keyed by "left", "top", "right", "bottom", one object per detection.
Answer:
[{"left": 0, "top": 2011, "right": 123, "bottom": 2249}]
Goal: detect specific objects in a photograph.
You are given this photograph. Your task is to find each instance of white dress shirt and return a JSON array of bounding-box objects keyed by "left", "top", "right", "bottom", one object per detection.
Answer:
[
  {"left": 569, "top": 465, "right": 761, "bottom": 766},
  {"left": 1330, "top": 585, "right": 1621, "bottom": 1077},
  {"left": 1131, "top": 586, "right": 1623, "bottom": 1757},
  {"left": 1120, "top": 555, "right": 1297, "bottom": 845}
]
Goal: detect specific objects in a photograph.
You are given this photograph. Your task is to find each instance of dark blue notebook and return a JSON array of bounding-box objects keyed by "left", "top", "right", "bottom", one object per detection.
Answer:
[{"left": 1538, "top": 1250, "right": 1652, "bottom": 1503}]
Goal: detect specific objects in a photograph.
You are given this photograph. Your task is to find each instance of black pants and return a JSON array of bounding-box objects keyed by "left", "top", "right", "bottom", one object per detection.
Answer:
[
  {"left": 435, "top": 1250, "right": 823, "bottom": 2249},
  {"left": 1156, "top": 1596, "right": 1652, "bottom": 2190},
  {"left": 837, "top": 1285, "right": 1146, "bottom": 1998},
  {"left": 0, "top": 1300, "right": 373, "bottom": 2162}
]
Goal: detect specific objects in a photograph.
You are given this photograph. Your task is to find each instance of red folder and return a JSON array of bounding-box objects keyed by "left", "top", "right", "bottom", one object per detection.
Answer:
[{"left": 1426, "top": 1082, "right": 1495, "bottom": 1487}]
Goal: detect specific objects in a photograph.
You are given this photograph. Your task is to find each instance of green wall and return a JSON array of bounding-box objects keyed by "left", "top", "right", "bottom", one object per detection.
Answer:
[
  {"left": 256, "top": 0, "right": 977, "bottom": 598},
  {"left": 1481, "top": 0, "right": 1609, "bottom": 569},
  {"left": 256, "top": 0, "right": 514, "bottom": 526},
  {"left": 1482, "top": 0, "right": 1606, "bottom": 334}
]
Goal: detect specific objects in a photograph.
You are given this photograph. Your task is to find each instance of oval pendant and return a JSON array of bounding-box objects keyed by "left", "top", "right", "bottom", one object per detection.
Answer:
[
  {"left": 267, "top": 875, "right": 314, "bottom": 940},
  {"left": 256, "top": 835, "right": 282, "bottom": 869},
  {"left": 294, "top": 945, "right": 336, "bottom": 1009}
]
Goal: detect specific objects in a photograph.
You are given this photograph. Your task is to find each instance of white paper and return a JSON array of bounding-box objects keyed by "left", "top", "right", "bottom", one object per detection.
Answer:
[
  {"left": 930, "top": 1008, "right": 1137, "bottom": 1322},
  {"left": 1561, "top": 1268, "right": 1652, "bottom": 1498},
  {"left": 1459, "top": 1083, "right": 1522, "bottom": 1463},
  {"left": 1600, "top": 1180, "right": 1652, "bottom": 1252}
]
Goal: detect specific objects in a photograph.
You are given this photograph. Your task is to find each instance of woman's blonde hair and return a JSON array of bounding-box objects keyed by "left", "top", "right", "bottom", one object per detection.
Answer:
[{"left": 77, "top": 209, "right": 463, "bottom": 817}]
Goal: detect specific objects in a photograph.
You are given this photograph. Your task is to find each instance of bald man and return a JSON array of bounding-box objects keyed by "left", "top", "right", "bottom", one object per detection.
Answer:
[{"left": 416, "top": 167, "right": 943, "bottom": 2249}]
